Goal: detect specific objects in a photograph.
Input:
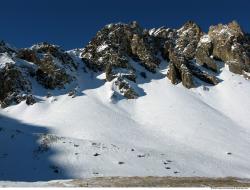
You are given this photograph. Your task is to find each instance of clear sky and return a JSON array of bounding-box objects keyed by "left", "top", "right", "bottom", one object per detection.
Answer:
[{"left": 1, "top": 0, "right": 249, "bottom": 50}]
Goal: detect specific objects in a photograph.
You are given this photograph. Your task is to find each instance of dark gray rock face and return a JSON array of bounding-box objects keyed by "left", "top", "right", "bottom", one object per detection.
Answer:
[
  {"left": 0, "top": 63, "right": 32, "bottom": 108},
  {"left": 17, "top": 43, "right": 75, "bottom": 89},
  {"left": 35, "top": 54, "right": 73, "bottom": 89},
  {"left": 113, "top": 77, "right": 139, "bottom": 99}
]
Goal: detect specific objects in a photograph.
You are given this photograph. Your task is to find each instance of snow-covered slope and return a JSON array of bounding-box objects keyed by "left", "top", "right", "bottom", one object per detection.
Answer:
[
  {"left": 1, "top": 58, "right": 250, "bottom": 182},
  {"left": 1, "top": 21, "right": 250, "bottom": 185}
]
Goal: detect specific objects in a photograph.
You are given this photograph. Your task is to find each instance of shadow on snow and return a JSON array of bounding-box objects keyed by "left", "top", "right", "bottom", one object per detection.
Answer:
[{"left": 0, "top": 114, "right": 73, "bottom": 182}]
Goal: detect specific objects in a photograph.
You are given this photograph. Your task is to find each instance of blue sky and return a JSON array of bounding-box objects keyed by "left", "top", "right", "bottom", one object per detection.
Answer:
[{"left": 1, "top": 0, "right": 249, "bottom": 50}]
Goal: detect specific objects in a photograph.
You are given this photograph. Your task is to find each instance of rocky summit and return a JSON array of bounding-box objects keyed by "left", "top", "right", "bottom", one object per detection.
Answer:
[{"left": 0, "top": 20, "right": 250, "bottom": 108}]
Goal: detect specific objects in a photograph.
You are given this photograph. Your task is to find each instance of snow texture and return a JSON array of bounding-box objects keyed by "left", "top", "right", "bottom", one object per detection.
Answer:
[{"left": 0, "top": 55, "right": 250, "bottom": 183}]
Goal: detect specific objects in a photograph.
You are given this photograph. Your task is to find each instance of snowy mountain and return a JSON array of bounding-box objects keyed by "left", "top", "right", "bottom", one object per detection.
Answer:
[{"left": 0, "top": 20, "right": 250, "bottom": 185}]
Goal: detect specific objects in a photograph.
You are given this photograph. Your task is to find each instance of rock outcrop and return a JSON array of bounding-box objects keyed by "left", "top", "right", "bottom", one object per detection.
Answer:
[
  {"left": 175, "top": 21, "right": 203, "bottom": 60},
  {"left": 164, "top": 21, "right": 219, "bottom": 87},
  {"left": 0, "top": 63, "right": 32, "bottom": 108},
  {"left": 111, "top": 77, "right": 139, "bottom": 99},
  {"left": 17, "top": 42, "right": 75, "bottom": 89},
  {"left": 81, "top": 21, "right": 161, "bottom": 97},
  {"left": 0, "top": 20, "right": 250, "bottom": 108},
  {"left": 208, "top": 21, "right": 250, "bottom": 74},
  {"left": 195, "top": 35, "right": 217, "bottom": 72},
  {"left": 82, "top": 21, "right": 161, "bottom": 74}
]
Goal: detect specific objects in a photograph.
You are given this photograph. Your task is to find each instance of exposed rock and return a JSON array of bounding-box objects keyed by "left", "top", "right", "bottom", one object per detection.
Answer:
[
  {"left": 25, "top": 95, "right": 36, "bottom": 105},
  {"left": 167, "top": 49, "right": 194, "bottom": 88},
  {"left": 68, "top": 88, "right": 79, "bottom": 98},
  {"left": 112, "top": 77, "right": 138, "bottom": 99},
  {"left": 167, "top": 62, "right": 179, "bottom": 85},
  {"left": 81, "top": 21, "right": 228, "bottom": 92},
  {"left": 195, "top": 35, "right": 217, "bottom": 72},
  {"left": 186, "top": 62, "right": 219, "bottom": 85},
  {"left": 0, "top": 63, "right": 32, "bottom": 108},
  {"left": 17, "top": 43, "right": 75, "bottom": 89},
  {"left": 81, "top": 22, "right": 161, "bottom": 99},
  {"left": 1, "top": 20, "right": 250, "bottom": 107},
  {"left": 81, "top": 21, "right": 160, "bottom": 75},
  {"left": 35, "top": 54, "right": 72, "bottom": 89},
  {"left": 82, "top": 23, "right": 135, "bottom": 72},
  {"left": 149, "top": 27, "right": 177, "bottom": 60},
  {"left": 16, "top": 49, "right": 40, "bottom": 64},
  {"left": 208, "top": 21, "right": 250, "bottom": 74},
  {"left": 105, "top": 63, "right": 136, "bottom": 82},
  {"left": 176, "top": 21, "right": 203, "bottom": 60},
  {"left": 167, "top": 47, "right": 219, "bottom": 88},
  {"left": 130, "top": 33, "right": 160, "bottom": 72},
  {"left": 31, "top": 42, "right": 77, "bottom": 69},
  {"left": 165, "top": 21, "right": 221, "bottom": 87}
]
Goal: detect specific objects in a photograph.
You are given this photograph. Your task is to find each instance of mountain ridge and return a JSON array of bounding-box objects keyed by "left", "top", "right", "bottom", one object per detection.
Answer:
[
  {"left": 1, "top": 20, "right": 250, "bottom": 182},
  {"left": 0, "top": 20, "right": 250, "bottom": 108}
]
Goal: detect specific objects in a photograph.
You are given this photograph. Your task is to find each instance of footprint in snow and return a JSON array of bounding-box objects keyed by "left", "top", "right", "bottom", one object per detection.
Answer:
[
  {"left": 137, "top": 153, "right": 150, "bottom": 158},
  {"left": 93, "top": 153, "right": 100, "bottom": 157},
  {"left": 163, "top": 160, "right": 172, "bottom": 165},
  {"left": 137, "top": 154, "right": 146, "bottom": 158}
]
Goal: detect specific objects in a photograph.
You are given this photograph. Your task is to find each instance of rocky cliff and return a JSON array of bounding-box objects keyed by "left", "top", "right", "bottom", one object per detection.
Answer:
[{"left": 0, "top": 21, "right": 249, "bottom": 108}]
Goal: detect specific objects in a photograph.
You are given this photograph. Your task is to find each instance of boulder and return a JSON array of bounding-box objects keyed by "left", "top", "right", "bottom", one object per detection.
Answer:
[{"left": 113, "top": 77, "right": 138, "bottom": 99}]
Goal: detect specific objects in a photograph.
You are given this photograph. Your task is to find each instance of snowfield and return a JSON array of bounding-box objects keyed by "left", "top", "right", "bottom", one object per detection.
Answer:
[{"left": 0, "top": 58, "right": 250, "bottom": 185}]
